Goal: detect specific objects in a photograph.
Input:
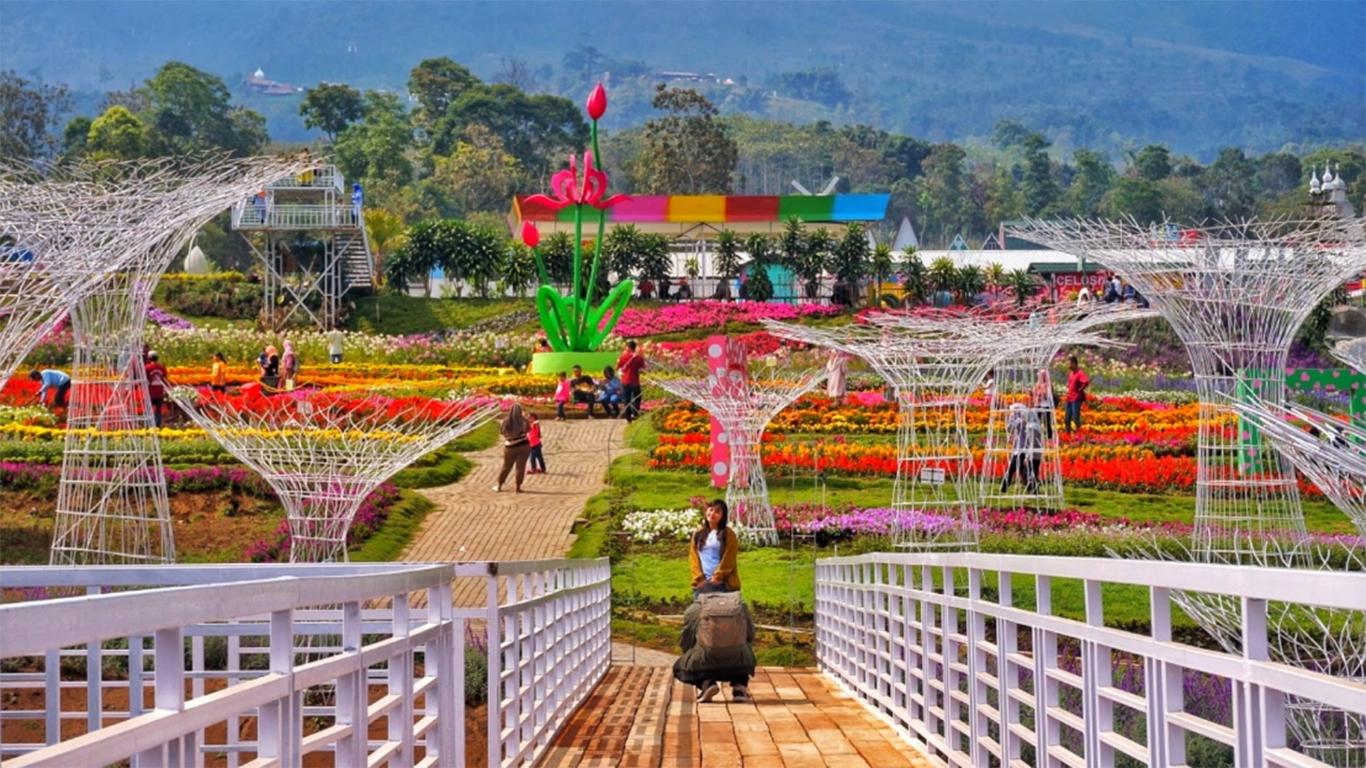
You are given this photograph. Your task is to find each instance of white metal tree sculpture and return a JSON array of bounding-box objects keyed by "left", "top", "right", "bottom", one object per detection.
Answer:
[
  {"left": 1229, "top": 395, "right": 1366, "bottom": 538},
  {"left": 36, "top": 157, "right": 309, "bottom": 565},
  {"left": 766, "top": 316, "right": 1005, "bottom": 549},
  {"left": 971, "top": 305, "right": 1149, "bottom": 514},
  {"left": 654, "top": 347, "right": 826, "bottom": 544},
  {"left": 171, "top": 387, "right": 498, "bottom": 562},
  {"left": 1012, "top": 218, "right": 1366, "bottom": 553},
  {"left": 1337, "top": 338, "right": 1366, "bottom": 376}
]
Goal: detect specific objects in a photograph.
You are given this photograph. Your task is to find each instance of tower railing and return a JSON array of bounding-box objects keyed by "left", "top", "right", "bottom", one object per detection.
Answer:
[
  {"left": 816, "top": 552, "right": 1366, "bottom": 768},
  {"left": 0, "top": 558, "right": 611, "bottom": 768}
]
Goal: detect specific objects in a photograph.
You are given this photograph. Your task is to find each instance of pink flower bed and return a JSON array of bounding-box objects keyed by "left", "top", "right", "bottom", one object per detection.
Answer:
[{"left": 613, "top": 301, "right": 839, "bottom": 337}]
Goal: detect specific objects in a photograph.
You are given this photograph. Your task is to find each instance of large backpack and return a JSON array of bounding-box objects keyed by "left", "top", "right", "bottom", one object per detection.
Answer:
[{"left": 697, "top": 592, "right": 747, "bottom": 651}]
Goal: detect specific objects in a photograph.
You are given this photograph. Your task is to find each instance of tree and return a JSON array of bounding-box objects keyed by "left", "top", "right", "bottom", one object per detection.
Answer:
[
  {"left": 1200, "top": 148, "right": 1257, "bottom": 219},
  {"left": 741, "top": 234, "right": 774, "bottom": 302},
  {"left": 602, "top": 225, "right": 643, "bottom": 281},
  {"left": 915, "top": 144, "right": 972, "bottom": 246},
  {"left": 499, "top": 242, "right": 537, "bottom": 296},
  {"left": 1101, "top": 178, "right": 1164, "bottom": 224},
  {"left": 363, "top": 208, "right": 408, "bottom": 285},
  {"left": 1067, "top": 149, "right": 1114, "bottom": 217},
  {"left": 870, "top": 244, "right": 896, "bottom": 306},
  {"left": 144, "top": 61, "right": 266, "bottom": 155},
  {"left": 799, "top": 228, "right": 833, "bottom": 300},
  {"left": 61, "top": 115, "right": 91, "bottom": 156},
  {"left": 983, "top": 261, "right": 1006, "bottom": 299},
  {"left": 430, "top": 124, "right": 524, "bottom": 216},
  {"left": 333, "top": 91, "right": 414, "bottom": 186},
  {"left": 540, "top": 232, "right": 575, "bottom": 286},
  {"left": 636, "top": 84, "right": 737, "bottom": 194},
  {"left": 713, "top": 229, "right": 742, "bottom": 299},
  {"left": 1006, "top": 269, "right": 1038, "bottom": 307},
  {"left": 900, "top": 249, "right": 928, "bottom": 306},
  {"left": 493, "top": 56, "right": 538, "bottom": 92},
  {"left": 408, "top": 58, "right": 479, "bottom": 129},
  {"left": 435, "top": 85, "right": 586, "bottom": 177},
  {"left": 1021, "top": 133, "right": 1060, "bottom": 216},
  {"left": 929, "top": 256, "right": 958, "bottom": 305},
  {"left": 778, "top": 217, "right": 806, "bottom": 274},
  {"left": 638, "top": 234, "right": 673, "bottom": 284},
  {"left": 1133, "top": 145, "right": 1172, "bottom": 181},
  {"left": 832, "top": 223, "right": 870, "bottom": 306},
  {"left": 956, "top": 264, "right": 985, "bottom": 305},
  {"left": 85, "top": 105, "right": 148, "bottom": 159},
  {"left": 0, "top": 71, "right": 70, "bottom": 161},
  {"left": 299, "top": 82, "right": 363, "bottom": 142},
  {"left": 387, "top": 219, "right": 445, "bottom": 297}
]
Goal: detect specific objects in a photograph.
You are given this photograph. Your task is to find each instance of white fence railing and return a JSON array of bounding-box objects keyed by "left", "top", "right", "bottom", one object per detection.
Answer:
[
  {"left": 231, "top": 202, "right": 362, "bottom": 230},
  {"left": 0, "top": 558, "right": 611, "bottom": 768},
  {"left": 815, "top": 552, "right": 1366, "bottom": 768}
]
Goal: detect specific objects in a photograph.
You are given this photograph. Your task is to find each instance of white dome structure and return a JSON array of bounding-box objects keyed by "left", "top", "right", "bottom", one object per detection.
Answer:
[{"left": 184, "top": 244, "right": 213, "bottom": 275}]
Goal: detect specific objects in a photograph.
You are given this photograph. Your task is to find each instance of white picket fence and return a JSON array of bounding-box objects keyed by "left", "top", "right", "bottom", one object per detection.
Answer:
[
  {"left": 815, "top": 552, "right": 1366, "bottom": 768},
  {"left": 0, "top": 558, "right": 610, "bottom": 767}
]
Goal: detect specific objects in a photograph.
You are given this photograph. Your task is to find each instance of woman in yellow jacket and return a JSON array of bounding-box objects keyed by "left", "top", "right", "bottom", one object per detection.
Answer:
[{"left": 689, "top": 499, "right": 741, "bottom": 597}]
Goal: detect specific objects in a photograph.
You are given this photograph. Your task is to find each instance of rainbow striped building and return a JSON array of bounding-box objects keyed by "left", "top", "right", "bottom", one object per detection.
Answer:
[{"left": 510, "top": 194, "right": 890, "bottom": 238}]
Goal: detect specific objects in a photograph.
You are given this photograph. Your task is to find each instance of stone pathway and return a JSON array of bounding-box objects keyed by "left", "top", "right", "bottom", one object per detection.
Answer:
[
  {"left": 401, "top": 417, "right": 628, "bottom": 606},
  {"left": 540, "top": 666, "right": 936, "bottom": 768}
]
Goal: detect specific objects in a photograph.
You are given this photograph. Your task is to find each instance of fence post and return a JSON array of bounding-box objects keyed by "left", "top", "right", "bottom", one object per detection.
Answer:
[
  {"left": 1148, "top": 586, "right": 1180, "bottom": 767},
  {"left": 486, "top": 570, "right": 501, "bottom": 768},
  {"left": 335, "top": 600, "right": 365, "bottom": 768}
]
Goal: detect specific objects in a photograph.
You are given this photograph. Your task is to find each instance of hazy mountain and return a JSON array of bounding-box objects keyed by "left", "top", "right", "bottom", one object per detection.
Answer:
[{"left": 4, "top": 1, "right": 1363, "bottom": 159}]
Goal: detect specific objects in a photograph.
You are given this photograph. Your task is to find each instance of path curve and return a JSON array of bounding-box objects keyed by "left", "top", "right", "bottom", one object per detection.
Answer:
[{"left": 402, "top": 417, "right": 629, "bottom": 605}]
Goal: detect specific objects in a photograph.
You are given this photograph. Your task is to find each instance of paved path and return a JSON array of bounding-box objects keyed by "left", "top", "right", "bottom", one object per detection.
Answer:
[
  {"left": 540, "top": 666, "right": 935, "bottom": 768},
  {"left": 402, "top": 417, "right": 629, "bottom": 606}
]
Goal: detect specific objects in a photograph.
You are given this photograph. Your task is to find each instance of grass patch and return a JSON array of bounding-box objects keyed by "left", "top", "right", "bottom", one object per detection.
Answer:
[
  {"left": 351, "top": 491, "right": 434, "bottom": 562},
  {"left": 350, "top": 295, "right": 532, "bottom": 336}
]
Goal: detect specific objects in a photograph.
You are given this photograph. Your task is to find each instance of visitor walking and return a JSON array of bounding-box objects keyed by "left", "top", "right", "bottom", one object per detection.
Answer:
[
  {"left": 281, "top": 340, "right": 299, "bottom": 391},
  {"left": 210, "top": 352, "right": 228, "bottom": 393},
  {"left": 30, "top": 368, "right": 71, "bottom": 409},
  {"left": 553, "top": 371, "right": 571, "bottom": 420},
  {"left": 569, "top": 365, "right": 597, "bottom": 416},
  {"left": 617, "top": 340, "right": 645, "bottom": 422},
  {"left": 145, "top": 351, "right": 170, "bottom": 428},
  {"left": 825, "top": 351, "right": 848, "bottom": 399},
  {"left": 527, "top": 413, "right": 546, "bottom": 474},
  {"left": 327, "top": 326, "right": 345, "bottom": 364},
  {"left": 1063, "top": 355, "right": 1089, "bottom": 434},
  {"left": 494, "top": 401, "right": 531, "bottom": 493},
  {"left": 597, "top": 366, "right": 623, "bottom": 417},
  {"left": 1033, "top": 368, "right": 1055, "bottom": 439},
  {"left": 675, "top": 499, "right": 754, "bottom": 703},
  {"left": 1000, "top": 403, "right": 1044, "bottom": 494}
]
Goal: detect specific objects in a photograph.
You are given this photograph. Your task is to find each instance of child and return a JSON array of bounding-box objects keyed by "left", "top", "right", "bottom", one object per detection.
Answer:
[
  {"left": 527, "top": 413, "right": 546, "bottom": 474},
  {"left": 553, "top": 371, "right": 571, "bottom": 421}
]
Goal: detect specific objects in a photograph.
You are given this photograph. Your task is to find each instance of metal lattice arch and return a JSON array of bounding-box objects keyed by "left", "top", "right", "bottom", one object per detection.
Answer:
[
  {"left": 1338, "top": 338, "right": 1366, "bottom": 376},
  {"left": 171, "top": 387, "right": 497, "bottom": 562},
  {"left": 1012, "top": 217, "right": 1366, "bottom": 553},
  {"left": 654, "top": 349, "right": 826, "bottom": 544}
]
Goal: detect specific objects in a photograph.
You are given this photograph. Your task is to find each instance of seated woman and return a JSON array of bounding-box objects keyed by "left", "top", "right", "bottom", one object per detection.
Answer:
[
  {"left": 674, "top": 500, "right": 755, "bottom": 703},
  {"left": 597, "top": 366, "right": 624, "bottom": 417}
]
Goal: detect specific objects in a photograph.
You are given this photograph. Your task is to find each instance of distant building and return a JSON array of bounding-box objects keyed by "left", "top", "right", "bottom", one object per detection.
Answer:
[
  {"left": 657, "top": 71, "right": 727, "bottom": 84},
  {"left": 244, "top": 67, "right": 300, "bottom": 96}
]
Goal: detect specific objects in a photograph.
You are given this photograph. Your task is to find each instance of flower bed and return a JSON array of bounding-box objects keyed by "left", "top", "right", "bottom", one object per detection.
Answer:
[{"left": 612, "top": 301, "right": 839, "bottom": 337}]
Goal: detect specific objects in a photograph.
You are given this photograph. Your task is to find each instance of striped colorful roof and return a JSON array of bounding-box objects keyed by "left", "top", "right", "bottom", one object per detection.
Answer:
[{"left": 512, "top": 194, "right": 890, "bottom": 224}]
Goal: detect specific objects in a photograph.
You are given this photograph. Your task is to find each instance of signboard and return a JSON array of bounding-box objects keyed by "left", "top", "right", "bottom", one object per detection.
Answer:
[
  {"left": 919, "top": 467, "right": 946, "bottom": 485},
  {"left": 1052, "top": 271, "right": 1110, "bottom": 291}
]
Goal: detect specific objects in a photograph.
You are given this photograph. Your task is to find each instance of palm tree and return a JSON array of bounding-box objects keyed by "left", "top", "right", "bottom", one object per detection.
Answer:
[
  {"left": 713, "top": 229, "right": 742, "bottom": 299},
  {"left": 984, "top": 261, "right": 1006, "bottom": 299},
  {"left": 802, "top": 229, "right": 834, "bottom": 300},
  {"left": 900, "top": 248, "right": 928, "bottom": 306},
  {"left": 871, "top": 244, "right": 895, "bottom": 306},
  {"left": 363, "top": 208, "right": 407, "bottom": 287},
  {"left": 928, "top": 256, "right": 958, "bottom": 306},
  {"left": 956, "top": 264, "right": 985, "bottom": 305},
  {"left": 1007, "top": 268, "right": 1038, "bottom": 306}
]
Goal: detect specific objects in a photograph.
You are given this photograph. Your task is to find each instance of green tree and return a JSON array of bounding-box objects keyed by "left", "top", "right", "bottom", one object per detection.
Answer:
[
  {"left": 636, "top": 84, "right": 737, "bottom": 194},
  {"left": 1200, "top": 148, "right": 1256, "bottom": 219},
  {"left": 1, "top": 71, "right": 70, "bottom": 161},
  {"left": 740, "top": 234, "right": 774, "bottom": 302},
  {"left": 778, "top": 217, "right": 806, "bottom": 273},
  {"left": 602, "top": 225, "right": 643, "bottom": 281},
  {"left": 928, "top": 255, "right": 958, "bottom": 305},
  {"left": 540, "top": 232, "right": 575, "bottom": 285},
  {"left": 85, "top": 105, "right": 148, "bottom": 159},
  {"left": 915, "top": 144, "right": 972, "bottom": 246},
  {"left": 61, "top": 115, "right": 91, "bottom": 156},
  {"left": 144, "top": 61, "right": 266, "bottom": 155},
  {"left": 387, "top": 219, "right": 445, "bottom": 297},
  {"left": 435, "top": 85, "right": 586, "bottom": 178},
  {"left": 408, "top": 57, "right": 480, "bottom": 129},
  {"left": 900, "top": 248, "right": 928, "bottom": 306},
  {"left": 712, "top": 229, "right": 742, "bottom": 299},
  {"left": 363, "top": 208, "right": 407, "bottom": 286},
  {"left": 1101, "top": 178, "right": 1164, "bottom": 224},
  {"left": 1067, "top": 149, "right": 1115, "bottom": 217},
  {"left": 983, "top": 261, "right": 1006, "bottom": 299},
  {"left": 870, "top": 243, "right": 896, "bottom": 305},
  {"left": 638, "top": 233, "right": 673, "bottom": 284},
  {"left": 956, "top": 264, "right": 985, "bottom": 305},
  {"left": 299, "top": 82, "right": 363, "bottom": 142},
  {"left": 799, "top": 228, "right": 833, "bottom": 301},
  {"left": 833, "top": 223, "right": 870, "bottom": 306},
  {"left": 1021, "top": 133, "right": 1060, "bottom": 216},
  {"left": 430, "top": 124, "right": 524, "bottom": 216},
  {"left": 1133, "top": 145, "right": 1172, "bottom": 181},
  {"left": 333, "top": 91, "right": 414, "bottom": 186},
  {"left": 499, "top": 242, "right": 537, "bottom": 296},
  {"left": 1006, "top": 269, "right": 1038, "bottom": 307}
]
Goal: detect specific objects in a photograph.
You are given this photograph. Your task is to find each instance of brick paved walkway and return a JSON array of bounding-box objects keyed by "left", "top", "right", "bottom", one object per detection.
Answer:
[
  {"left": 402, "top": 417, "right": 628, "bottom": 606},
  {"left": 540, "top": 666, "right": 935, "bottom": 768}
]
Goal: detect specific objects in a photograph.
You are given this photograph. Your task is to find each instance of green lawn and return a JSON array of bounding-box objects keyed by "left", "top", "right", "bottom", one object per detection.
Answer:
[{"left": 349, "top": 294, "right": 535, "bottom": 336}]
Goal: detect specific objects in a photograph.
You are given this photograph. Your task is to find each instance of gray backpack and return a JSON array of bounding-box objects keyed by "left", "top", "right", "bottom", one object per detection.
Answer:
[{"left": 697, "top": 592, "right": 746, "bottom": 651}]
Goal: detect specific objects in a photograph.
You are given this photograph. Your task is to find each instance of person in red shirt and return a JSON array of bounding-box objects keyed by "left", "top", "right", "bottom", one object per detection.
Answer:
[
  {"left": 1063, "top": 355, "right": 1089, "bottom": 434},
  {"left": 144, "top": 351, "right": 172, "bottom": 428},
  {"left": 617, "top": 339, "right": 646, "bottom": 423},
  {"left": 527, "top": 413, "right": 546, "bottom": 474}
]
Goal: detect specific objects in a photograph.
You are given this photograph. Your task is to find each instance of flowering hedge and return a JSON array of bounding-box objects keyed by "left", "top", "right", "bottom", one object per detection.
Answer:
[{"left": 612, "top": 301, "right": 839, "bottom": 338}]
